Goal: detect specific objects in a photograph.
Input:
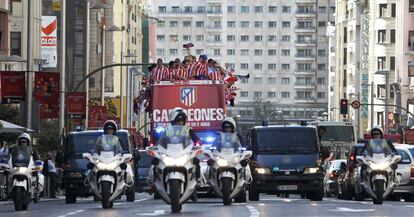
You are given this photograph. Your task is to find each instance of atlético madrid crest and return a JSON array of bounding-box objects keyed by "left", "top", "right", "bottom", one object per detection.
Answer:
[{"left": 180, "top": 87, "right": 197, "bottom": 107}]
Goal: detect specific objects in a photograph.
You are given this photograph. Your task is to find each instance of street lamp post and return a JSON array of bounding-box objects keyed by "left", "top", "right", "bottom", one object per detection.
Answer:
[
  {"left": 375, "top": 70, "right": 390, "bottom": 134},
  {"left": 124, "top": 52, "right": 137, "bottom": 128}
]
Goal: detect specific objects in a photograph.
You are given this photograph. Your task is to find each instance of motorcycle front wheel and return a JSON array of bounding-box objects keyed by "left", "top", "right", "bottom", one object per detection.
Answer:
[
  {"left": 169, "top": 180, "right": 181, "bottom": 213},
  {"left": 100, "top": 181, "right": 112, "bottom": 209},
  {"left": 221, "top": 177, "right": 232, "bottom": 206},
  {"left": 373, "top": 180, "right": 385, "bottom": 205},
  {"left": 13, "top": 186, "right": 24, "bottom": 211}
]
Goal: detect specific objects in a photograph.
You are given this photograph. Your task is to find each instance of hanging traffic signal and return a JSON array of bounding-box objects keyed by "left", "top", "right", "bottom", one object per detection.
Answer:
[{"left": 340, "top": 99, "right": 348, "bottom": 115}]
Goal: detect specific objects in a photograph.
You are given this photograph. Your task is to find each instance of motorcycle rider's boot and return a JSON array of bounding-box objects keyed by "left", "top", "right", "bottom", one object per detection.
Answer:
[{"left": 125, "top": 165, "right": 134, "bottom": 186}]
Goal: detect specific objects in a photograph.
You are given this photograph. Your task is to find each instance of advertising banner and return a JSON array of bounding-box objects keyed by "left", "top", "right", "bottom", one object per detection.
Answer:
[
  {"left": 34, "top": 72, "right": 60, "bottom": 118},
  {"left": 41, "top": 16, "right": 58, "bottom": 68},
  {"left": 66, "top": 92, "right": 86, "bottom": 119},
  {"left": 0, "top": 71, "right": 25, "bottom": 104},
  {"left": 88, "top": 105, "right": 107, "bottom": 128}
]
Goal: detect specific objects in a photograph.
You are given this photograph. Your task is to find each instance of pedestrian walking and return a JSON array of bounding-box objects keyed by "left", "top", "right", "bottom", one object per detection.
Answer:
[{"left": 47, "top": 153, "right": 57, "bottom": 198}]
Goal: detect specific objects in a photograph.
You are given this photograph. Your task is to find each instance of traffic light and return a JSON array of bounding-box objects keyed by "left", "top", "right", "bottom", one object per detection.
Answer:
[{"left": 340, "top": 99, "right": 348, "bottom": 115}]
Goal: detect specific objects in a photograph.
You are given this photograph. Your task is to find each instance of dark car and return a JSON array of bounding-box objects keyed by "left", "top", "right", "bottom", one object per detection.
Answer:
[
  {"left": 337, "top": 143, "right": 366, "bottom": 200},
  {"left": 323, "top": 159, "right": 347, "bottom": 196},
  {"left": 136, "top": 150, "right": 152, "bottom": 193},
  {"left": 248, "top": 125, "right": 327, "bottom": 201},
  {"left": 60, "top": 129, "right": 139, "bottom": 204}
]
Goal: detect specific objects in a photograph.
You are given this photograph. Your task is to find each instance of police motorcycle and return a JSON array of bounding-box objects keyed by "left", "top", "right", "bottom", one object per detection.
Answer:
[
  {"left": 146, "top": 125, "right": 203, "bottom": 213},
  {"left": 0, "top": 150, "right": 11, "bottom": 201},
  {"left": 9, "top": 147, "right": 44, "bottom": 211},
  {"left": 83, "top": 142, "right": 134, "bottom": 209},
  {"left": 204, "top": 133, "right": 252, "bottom": 205},
  {"left": 356, "top": 139, "right": 401, "bottom": 204}
]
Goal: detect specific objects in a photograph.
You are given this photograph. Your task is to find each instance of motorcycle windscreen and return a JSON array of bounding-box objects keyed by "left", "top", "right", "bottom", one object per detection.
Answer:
[
  {"left": 214, "top": 133, "right": 241, "bottom": 152},
  {"left": 157, "top": 125, "right": 189, "bottom": 149},
  {"left": 97, "top": 135, "right": 117, "bottom": 155},
  {"left": 11, "top": 147, "right": 30, "bottom": 167},
  {"left": 367, "top": 139, "right": 392, "bottom": 156}
]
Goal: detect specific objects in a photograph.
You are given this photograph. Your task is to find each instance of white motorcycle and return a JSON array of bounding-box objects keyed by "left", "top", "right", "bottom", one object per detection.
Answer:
[
  {"left": 83, "top": 144, "right": 134, "bottom": 209},
  {"left": 204, "top": 133, "right": 252, "bottom": 205},
  {"left": 9, "top": 148, "right": 44, "bottom": 211},
  {"left": 146, "top": 125, "right": 203, "bottom": 213},
  {"left": 357, "top": 139, "right": 401, "bottom": 204},
  {"left": 0, "top": 153, "right": 11, "bottom": 201}
]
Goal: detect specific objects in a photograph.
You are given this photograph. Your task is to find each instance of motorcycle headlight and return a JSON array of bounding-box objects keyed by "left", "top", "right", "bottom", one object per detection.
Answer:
[
  {"left": 13, "top": 167, "right": 27, "bottom": 173},
  {"left": 255, "top": 168, "right": 271, "bottom": 174},
  {"left": 216, "top": 158, "right": 229, "bottom": 167},
  {"left": 97, "top": 161, "right": 118, "bottom": 170},
  {"left": 369, "top": 162, "right": 388, "bottom": 170},
  {"left": 164, "top": 154, "right": 189, "bottom": 166},
  {"left": 303, "top": 167, "right": 320, "bottom": 174}
]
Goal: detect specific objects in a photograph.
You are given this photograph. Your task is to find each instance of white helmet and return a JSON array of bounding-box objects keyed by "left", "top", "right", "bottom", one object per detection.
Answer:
[
  {"left": 222, "top": 117, "right": 236, "bottom": 132},
  {"left": 169, "top": 107, "right": 187, "bottom": 125},
  {"left": 17, "top": 133, "right": 31, "bottom": 146},
  {"left": 103, "top": 120, "right": 118, "bottom": 134},
  {"left": 370, "top": 126, "right": 384, "bottom": 138}
]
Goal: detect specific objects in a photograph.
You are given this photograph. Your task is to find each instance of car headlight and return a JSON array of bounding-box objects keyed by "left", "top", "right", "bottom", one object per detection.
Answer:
[
  {"left": 97, "top": 161, "right": 118, "bottom": 170},
  {"left": 164, "top": 154, "right": 189, "bottom": 166},
  {"left": 369, "top": 162, "right": 388, "bottom": 170},
  {"left": 255, "top": 168, "right": 271, "bottom": 174},
  {"left": 68, "top": 171, "right": 83, "bottom": 178},
  {"left": 303, "top": 167, "right": 320, "bottom": 174}
]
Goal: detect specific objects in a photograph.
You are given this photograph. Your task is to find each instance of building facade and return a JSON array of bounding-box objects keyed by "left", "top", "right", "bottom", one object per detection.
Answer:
[
  {"left": 150, "top": 0, "right": 334, "bottom": 125},
  {"left": 0, "top": 0, "right": 8, "bottom": 57}
]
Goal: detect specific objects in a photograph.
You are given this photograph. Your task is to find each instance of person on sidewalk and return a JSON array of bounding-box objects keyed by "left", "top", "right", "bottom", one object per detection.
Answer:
[{"left": 47, "top": 153, "right": 57, "bottom": 198}]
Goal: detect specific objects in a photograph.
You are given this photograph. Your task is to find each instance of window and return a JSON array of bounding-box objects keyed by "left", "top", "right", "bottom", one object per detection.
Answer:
[
  {"left": 214, "top": 49, "right": 221, "bottom": 56},
  {"left": 240, "top": 91, "right": 249, "bottom": 97},
  {"left": 196, "top": 35, "right": 204, "bottom": 41},
  {"left": 241, "top": 6, "right": 249, "bottom": 13},
  {"left": 156, "top": 35, "right": 165, "bottom": 41},
  {"left": 254, "top": 91, "right": 262, "bottom": 98},
  {"left": 240, "top": 49, "right": 249, "bottom": 56},
  {"left": 282, "top": 22, "right": 290, "bottom": 28},
  {"left": 318, "top": 22, "right": 326, "bottom": 27},
  {"left": 213, "top": 35, "right": 221, "bottom": 42},
  {"left": 169, "top": 35, "right": 178, "bottom": 41},
  {"left": 268, "top": 77, "right": 276, "bottom": 84},
  {"left": 254, "top": 77, "right": 262, "bottom": 84},
  {"left": 318, "top": 49, "right": 326, "bottom": 57},
  {"left": 213, "top": 21, "right": 221, "bottom": 28},
  {"left": 318, "top": 64, "right": 326, "bottom": 70},
  {"left": 227, "top": 35, "right": 236, "bottom": 41},
  {"left": 196, "top": 49, "right": 203, "bottom": 55},
  {"left": 183, "top": 35, "right": 191, "bottom": 41},
  {"left": 269, "top": 6, "right": 277, "bottom": 13},
  {"left": 391, "top": 4, "right": 396, "bottom": 17},
  {"left": 409, "top": 31, "right": 414, "bottom": 49},
  {"left": 319, "top": 7, "right": 326, "bottom": 13},
  {"left": 296, "top": 91, "right": 312, "bottom": 99},
  {"left": 317, "top": 92, "right": 326, "bottom": 99},
  {"left": 330, "top": 6, "right": 336, "bottom": 13},
  {"left": 410, "top": 0, "right": 414, "bottom": 12},
  {"left": 268, "top": 49, "right": 277, "bottom": 56},
  {"left": 255, "top": 35, "right": 263, "bottom": 42},
  {"left": 282, "top": 92, "right": 290, "bottom": 98},
  {"left": 377, "top": 56, "right": 386, "bottom": 70},
  {"left": 171, "top": 6, "right": 179, "bottom": 13},
  {"left": 197, "top": 6, "right": 206, "bottom": 13},
  {"left": 378, "top": 30, "right": 386, "bottom": 43},
  {"left": 268, "top": 64, "right": 277, "bottom": 70},
  {"left": 268, "top": 92, "right": 276, "bottom": 98},
  {"left": 241, "top": 63, "right": 249, "bottom": 70},
  {"left": 157, "top": 21, "right": 165, "bottom": 27},
  {"left": 268, "top": 21, "right": 277, "bottom": 28},
  {"left": 156, "top": 49, "right": 164, "bottom": 55},
  {"left": 241, "top": 21, "right": 250, "bottom": 28},
  {"left": 227, "top": 21, "right": 236, "bottom": 28},
  {"left": 390, "top": 56, "right": 395, "bottom": 70},
  {"left": 240, "top": 77, "right": 248, "bottom": 83},
  {"left": 228, "top": 6, "right": 235, "bottom": 13},
  {"left": 317, "top": 77, "right": 326, "bottom": 85},
  {"left": 170, "top": 21, "right": 178, "bottom": 27},
  {"left": 282, "top": 35, "right": 290, "bottom": 42},
  {"left": 390, "top": 29, "right": 396, "bottom": 43},
  {"left": 196, "top": 21, "right": 204, "bottom": 27},
  {"left": 282, "top": 64, "right": 290, "bottom": 70},
  {"left": 297, "top": 63, "right": 312, "bottom": 70},
  {"left": 255, "top": 21, "right": 263, "bottom": 28},
  {"left": 282, "top": 6, "right": 291, "bottom": 13},
  {"left": 227, "top": 49, "right": 235, "bottom": 55},
  {"left": 254, "top": 49, "right": 263, "bottom": 56},
  {"left": 227, "top": 63, "right": 235, "bottom": 69},
  {"left": 379, "top": 4, "right": 387, "bottom": 17},
  {"left": 281, "top": 78, "right": 290, "bottom": 84},
  {"left": 169, "top": 49, "right": 178, "bottom": 55},
  {"left": 282, "top": 49, "right": 290, "bottom": 56},
  {"left": 255, "top": 6, "right": 263, "bottom": 13},
  {"left": 268, "top": 35, "right": 277, "bottom": 42},
  {"left": 254, "top": 64, "right": 263, "bottom": 70},
  {"left": 158, "top": 6, "right": 166, "bottom": 13},
  {"left": 184, "top": 6, "right": 192, "bottom": 13},
  {"left": 241, "top": 35, "right": 249, "bottom": 42}
]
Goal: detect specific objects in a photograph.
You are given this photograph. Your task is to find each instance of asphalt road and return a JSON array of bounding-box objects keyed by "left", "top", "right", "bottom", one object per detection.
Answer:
[{"left": 1, "top": 193, "right": 414, "bottom": 217}]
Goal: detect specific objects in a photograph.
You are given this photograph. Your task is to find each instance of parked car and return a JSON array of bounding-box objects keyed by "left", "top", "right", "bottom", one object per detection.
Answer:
[
  {"left": 337, "top": 143, "right": 366, "bottom": 200},
  {"left": 136, "top": 150, "right": 152, "bottom": 193},
  {"left": 323, "top": 159, "right": 347, "bottom": 196},
  {"left": 392, "top": 144, "right": 414, "bottom": 202},
  {"left": 248, "top": 125, "right": 329, "bottom": 201}
]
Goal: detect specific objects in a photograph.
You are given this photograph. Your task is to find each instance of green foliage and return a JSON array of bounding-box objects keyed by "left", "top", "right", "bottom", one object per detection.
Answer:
[{"left": 35, "top": 119, "right": 60, "bottom": 155}]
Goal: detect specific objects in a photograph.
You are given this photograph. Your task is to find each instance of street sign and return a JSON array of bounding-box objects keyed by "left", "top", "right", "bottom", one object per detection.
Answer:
[{"left": 351, "top": 100, "right": 361, "bottom": 109}]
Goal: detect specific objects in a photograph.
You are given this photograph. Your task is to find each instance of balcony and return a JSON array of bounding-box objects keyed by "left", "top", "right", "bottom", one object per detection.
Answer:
[
  {"left": 294, "top": 68, "right": 316, "bottom": 75},
  {"left": 207, "top": 0, "right": 223, "bottom": 4},
  {"left": 295, "top": 54, "right": 316, "bottom": 60},
  {"left": 295, "top": 0, "right": 317, "bottom": 3},
  {"left": 294, "top": 97, "right": 315, "bottom": 103},
  {"left": 206, "top": 40, "right": 223, "bottom": 46},
  {"left": 294, "top": 82, "right": 315, "bottom": 89},
  {"left": 295, "top": 39, "right": 316, "bottom": 46},
  {"left": 0, "top": 0, "right": 9, "bottom": 11},
  {"left": 206, "top": 25, "right": 223, "bottom": 32},
  {"left": 295, "top": 10, "right": 316, "bottom": 18},
  {"left": 207, "top": 10, "right": 223, "bottom": 17},
  {"left": 295, "top": 25, "right": 316, "bottom": 33}
]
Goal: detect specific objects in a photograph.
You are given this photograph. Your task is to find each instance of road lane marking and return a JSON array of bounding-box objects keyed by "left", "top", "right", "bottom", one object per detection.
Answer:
[
  {"left": 56, "top": 209, "right": 85, "bottom": 217},
  {"left": 246, "top": 205, "right": 260, "bottom": 217},
  {"left": 0, "top": 197, "right": 63, "bottom": 205},
  {"left": 331, "top": 207, "right": 374, "bottom": 212},
  {"left": 138, "top": 210, "right": 166, "bottom": 216},
  {"left": 406, "top": 205, "right": 414, "bottom": 208}
]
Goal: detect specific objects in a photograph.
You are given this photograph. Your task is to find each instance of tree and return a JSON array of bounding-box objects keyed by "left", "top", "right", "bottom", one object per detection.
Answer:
[{"left": 35, "top": 119, "right": 60, "bottom": 155}]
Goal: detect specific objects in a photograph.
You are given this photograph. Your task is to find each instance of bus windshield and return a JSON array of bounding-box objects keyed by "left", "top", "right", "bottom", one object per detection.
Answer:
[{"left": 320, "top": 126, "right": 354, "bottom": 142}]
